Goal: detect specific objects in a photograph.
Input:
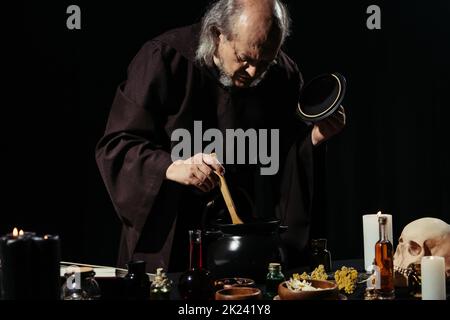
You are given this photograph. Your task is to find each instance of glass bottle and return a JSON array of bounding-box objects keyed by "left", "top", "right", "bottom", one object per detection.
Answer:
[
  {"left": 123, "top": 260, "right": 151, "bottom": 300},
  {"left": 150, "top": 267, "right": 172, "bottom": 300},
  {"left": 61, "top": 266, "right": 101, "bottom": 300},
  {"left": 178, "top": 230, "right": 214, "bottom": 300},
  {"left": 364, "top": 259, "right": 378, "bottom": 300},
  {"left": 310, "top": 239, "right": 332, "bottom": 272},
  {"left": 374, "top": 215, "right": 395, "bottom": 300},
  {"left": 265, "top": 263, "right": 285, "bottom": 299}
]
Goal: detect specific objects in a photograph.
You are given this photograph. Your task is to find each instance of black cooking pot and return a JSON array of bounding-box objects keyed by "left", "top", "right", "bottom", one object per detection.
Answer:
[{"left": 202, "top": 198, "right": 288, "bottom": 283}]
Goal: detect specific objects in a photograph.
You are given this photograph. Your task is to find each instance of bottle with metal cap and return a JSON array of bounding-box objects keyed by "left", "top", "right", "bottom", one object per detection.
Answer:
[
  {"left": 265, "top": 262, "right": 285, "bottom": 299},
  {"left": 374, "top": 215, "right": 395, "bottom": 300}
]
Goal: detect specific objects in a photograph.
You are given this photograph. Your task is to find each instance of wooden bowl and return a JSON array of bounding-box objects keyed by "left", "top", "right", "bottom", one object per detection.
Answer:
[
  {"left": 278, "top": 279, "right": 338, "bottom": 300},
  {"left": 214, "top": 278, "right": 255, "bottom": 290},
  {"left": 215, "top": 287, "right": 262, "bottom": 300}
]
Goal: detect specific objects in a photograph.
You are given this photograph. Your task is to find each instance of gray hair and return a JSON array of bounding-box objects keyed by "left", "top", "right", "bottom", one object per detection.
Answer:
[{"left": 195, "top": 0, "right": 291, "bottom": 67}]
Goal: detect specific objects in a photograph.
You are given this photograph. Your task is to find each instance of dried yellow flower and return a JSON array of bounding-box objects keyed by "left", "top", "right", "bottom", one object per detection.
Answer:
[
  {"left": 293, "top": 272, "right": 310, "bottom": 281},
  {"left": 334, "top": 266, "right": 358, "bottom": 294},
  {"left": 292, "top": 265, "right": 328, "bottom": 282},
  {"left": 311, "top": 264, "right": 328, "bottom": 280}
]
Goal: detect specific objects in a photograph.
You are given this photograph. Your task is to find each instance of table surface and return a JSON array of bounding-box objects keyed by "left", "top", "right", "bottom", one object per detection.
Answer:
[
  {"left": 64, "top": 259, "right": 371, "bottom": 300},
  {"left": 67, "top": 259, "right": 450, "bottom": 300},
  {"left": 3, "top": 259, "right": 447, "bottom": 300}
]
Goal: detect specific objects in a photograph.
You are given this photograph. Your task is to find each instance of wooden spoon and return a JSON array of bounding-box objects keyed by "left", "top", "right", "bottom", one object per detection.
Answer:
[{"left": 211, "top": 154, "right": 243, "bottom": 225}]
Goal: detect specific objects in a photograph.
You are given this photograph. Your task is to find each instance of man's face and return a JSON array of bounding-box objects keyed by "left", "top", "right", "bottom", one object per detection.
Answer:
[{"left": 214, "top": 23, "right": 281, "bottom": 88}]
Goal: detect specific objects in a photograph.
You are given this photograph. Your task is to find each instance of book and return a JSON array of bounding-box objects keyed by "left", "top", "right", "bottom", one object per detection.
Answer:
[{"left": 60, "top": 261, "right": 155, "bottom": 280}]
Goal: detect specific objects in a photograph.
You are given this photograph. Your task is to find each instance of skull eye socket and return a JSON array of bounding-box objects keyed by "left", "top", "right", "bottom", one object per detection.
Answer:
[
  {"left": 399, "top": 237, "right": 403, "bottom": 243},
  {"left": 408, "top": 241, "right": 422, "bottom": 256}
]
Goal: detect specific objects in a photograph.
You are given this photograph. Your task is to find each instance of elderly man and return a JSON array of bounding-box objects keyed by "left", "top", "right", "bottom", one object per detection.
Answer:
[{"left": 96, "top": 0, "right": 345, "bottom": 273}]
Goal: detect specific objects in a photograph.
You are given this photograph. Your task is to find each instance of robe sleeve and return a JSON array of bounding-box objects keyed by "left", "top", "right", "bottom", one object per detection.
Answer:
[
  {"left": 95, "top": 40, "right": 176, "bottom": 235},
  {"left": 278, "top": 132, "right": 314, "bottom": 265},
  {"left": 276, "top": 60, "right": 315, "bottom": 267}
]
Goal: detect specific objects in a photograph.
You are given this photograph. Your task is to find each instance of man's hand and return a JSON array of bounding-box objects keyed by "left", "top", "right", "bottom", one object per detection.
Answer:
[
  {"left": 311, "top": 105, "right": 346, "bottom": 146},
  {"left": 165, "top": 153, "right": 225, "bottom": 192}
]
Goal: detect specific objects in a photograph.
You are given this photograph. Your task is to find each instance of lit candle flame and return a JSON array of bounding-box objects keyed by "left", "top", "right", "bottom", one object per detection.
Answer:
[
  {"left": 12, "top": 228, "right": 18, "bottom": 237},
  {"left": 376, "top": 211, "right": 382, "bottom": 217},
  {"left": 19, "top": 230, "right": 24, "bottom": 236},
  {"left": 44, "top": 235, "right": 48, "bottom": 240}
]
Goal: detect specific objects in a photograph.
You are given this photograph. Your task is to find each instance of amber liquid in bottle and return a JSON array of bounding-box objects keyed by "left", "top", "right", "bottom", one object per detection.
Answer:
[
  {"left": 178, "top": 230, "right": 213, "bottom": 300},
  {"left": 374, "top": 216, "right": 395, "bottom": 300}
]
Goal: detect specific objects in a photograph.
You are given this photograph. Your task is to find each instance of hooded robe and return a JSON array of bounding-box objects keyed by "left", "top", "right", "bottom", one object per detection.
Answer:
[{"left": 95, "top": 24, "right": 314, "bottom": 272}]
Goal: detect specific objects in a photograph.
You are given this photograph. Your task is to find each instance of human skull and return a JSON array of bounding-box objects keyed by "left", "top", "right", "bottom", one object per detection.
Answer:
[{"left": 393, "top": 217, "right": 450, "bottom": 277}]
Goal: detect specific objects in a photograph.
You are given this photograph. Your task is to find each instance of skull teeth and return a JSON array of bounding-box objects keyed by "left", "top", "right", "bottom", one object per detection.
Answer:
[{"left": 394, "top": 265, "right": 411, "bottom": 277}]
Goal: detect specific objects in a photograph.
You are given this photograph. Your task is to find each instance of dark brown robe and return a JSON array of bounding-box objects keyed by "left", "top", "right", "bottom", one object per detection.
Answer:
[{"left": 95, "top": 24, "right": 314, "bottom": 272}]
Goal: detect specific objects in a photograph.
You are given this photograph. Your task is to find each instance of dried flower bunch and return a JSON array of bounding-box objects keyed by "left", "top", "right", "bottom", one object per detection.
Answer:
[
  {"left": 292, "top": 264, "right": 328, "bottom": 281},
  {"left": 334, "top": 266, "right": 358, "bottom": 294}
]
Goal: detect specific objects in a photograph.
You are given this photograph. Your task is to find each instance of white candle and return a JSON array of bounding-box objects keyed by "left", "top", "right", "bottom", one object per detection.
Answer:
[
  {"left": 362, "top": 212, "right": 393, "bottom": 272},
  {"left": 421, "top": 256, "right": 446, "bottom": 300}
]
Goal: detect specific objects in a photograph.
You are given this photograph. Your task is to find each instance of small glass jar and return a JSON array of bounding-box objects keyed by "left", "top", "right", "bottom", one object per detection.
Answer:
[
  {"left": 123, "top": 260, "right": 151, "bottom": 300},
  {"left": 61, "top": 266, "right": 101, "bottom": 300},
  {"left": 310, "top": 239, "right": 332, "bottom": 272},
  {"left": 265, "top": 263, "right": 285, "bottom": 299}
]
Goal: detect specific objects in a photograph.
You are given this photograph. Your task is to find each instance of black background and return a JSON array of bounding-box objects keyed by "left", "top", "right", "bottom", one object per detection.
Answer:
[{"left": 5, "top": 0, "right": 449, "bottom": 267}]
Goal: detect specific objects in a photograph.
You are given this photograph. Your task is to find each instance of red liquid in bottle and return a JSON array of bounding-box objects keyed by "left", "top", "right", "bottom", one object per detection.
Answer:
[{"left": 178, "top": 230, "right": 213, "bottom": 300}]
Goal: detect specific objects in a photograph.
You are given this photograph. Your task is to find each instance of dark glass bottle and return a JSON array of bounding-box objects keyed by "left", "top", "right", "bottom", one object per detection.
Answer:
[
  {"left": 374, "top": 216, "right": 395, "bottom": 300},
  {"left": 265, "top": 263, "right": 285, "bottom": 299},
  {"left": 123, "top": 260, "right": 151, "bottom": 300},
  {"left": 310, "top": 239, "right": 332, "bottom": 272},
  {"left": 178, "top": 230, "right": 214, "bottom": 300}
]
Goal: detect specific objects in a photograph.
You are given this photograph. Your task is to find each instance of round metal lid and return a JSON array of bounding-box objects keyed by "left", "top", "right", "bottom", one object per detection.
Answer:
[{"left": 298, "top": 73, "right": 347, "bottom": 122}]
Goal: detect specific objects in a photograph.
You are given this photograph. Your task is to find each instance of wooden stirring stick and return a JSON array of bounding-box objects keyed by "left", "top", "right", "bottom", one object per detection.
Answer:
[
  {"left": 210, "top": 154, "right": 243, "bottom": 225},
  {"left": 214, "top": 172, "right": 244, "bottom": 225}
]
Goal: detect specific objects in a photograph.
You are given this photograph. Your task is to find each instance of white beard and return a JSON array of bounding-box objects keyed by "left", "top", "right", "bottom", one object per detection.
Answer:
[{"left": 215, "top": 59, "right": 275, "bottom": 88}]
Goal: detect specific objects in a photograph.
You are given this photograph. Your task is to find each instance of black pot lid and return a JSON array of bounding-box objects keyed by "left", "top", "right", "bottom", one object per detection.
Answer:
[{"left": 297, "top": 73, "right": 346, "bottom": 122}]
